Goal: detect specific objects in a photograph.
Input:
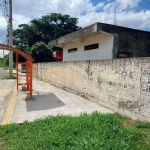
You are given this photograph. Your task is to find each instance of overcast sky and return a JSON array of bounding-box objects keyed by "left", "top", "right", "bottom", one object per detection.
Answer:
[{"left": 0, "top": 0, "right": 150, "bottom": 57}]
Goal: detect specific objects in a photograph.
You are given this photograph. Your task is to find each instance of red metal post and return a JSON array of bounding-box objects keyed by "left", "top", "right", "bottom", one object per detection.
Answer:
[
  {"left": 16, "top": 53, "right": 18, "bottom": 90},
  {"left": 0, "top": 45, "right": 33, "bottom": 98},
  {"left": 29, "top": 61, "right": 32, "bottom": 98},
  {"left": 26, "top": 61, "right": 29, "bottom": 90}
]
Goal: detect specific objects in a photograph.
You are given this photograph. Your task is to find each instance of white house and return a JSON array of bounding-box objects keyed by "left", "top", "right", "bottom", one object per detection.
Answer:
[{"left": 48, "top": 22, "right": 150, "bottom": 61}]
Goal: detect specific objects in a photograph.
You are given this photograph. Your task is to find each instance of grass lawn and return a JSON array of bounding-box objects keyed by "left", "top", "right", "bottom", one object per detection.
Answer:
[
  {"left": 1, "top": 75, "right": 16, "bottom": 80},
  {"left": 0, "top": 112, "right": 150, "bottom": 150},
  {"left": 19, "top": 69, "right": 26, "bottom": 73}
]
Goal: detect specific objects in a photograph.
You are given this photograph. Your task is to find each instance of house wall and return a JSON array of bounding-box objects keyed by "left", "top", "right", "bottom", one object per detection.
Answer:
[
  {"left": 63, "top": 33, "right": 114, "bottom": 61},
  {"left": 117, "top": 33, "right": 150, "bottom": 57},
  {"left": 97, "top": 23, "right": 150, "bottom": 58},
  {"left": 49, "top": 23, "right": 150, "bottom": 59},
  {"left": 33, "top": 58, "right": 150, "bottom": 122}
]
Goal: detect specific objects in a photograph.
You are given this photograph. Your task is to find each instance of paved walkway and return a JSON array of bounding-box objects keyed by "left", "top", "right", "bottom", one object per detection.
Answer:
[
  {"left": 0, "top": 80, "right": 16, "bottom": 124},
  {"left": 11, "top": 76, "right": 114, "bottom": 124},
  {"left": 0, "top": 68, "right": 16, "bottom": 124},
  {"left": 0, "top": 68, "right": 8, "bottom": 79}
]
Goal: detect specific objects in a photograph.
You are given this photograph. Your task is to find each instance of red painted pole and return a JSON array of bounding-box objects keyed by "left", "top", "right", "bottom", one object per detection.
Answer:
[
  {"left": 26, "top": 61, "right": 29, "bottom": 90},
  {"left": 30, "top": 61, "right": 32, "bottom": 98},
  {"left": 16, "top": 53, "right": 18, "bottom": 90}
]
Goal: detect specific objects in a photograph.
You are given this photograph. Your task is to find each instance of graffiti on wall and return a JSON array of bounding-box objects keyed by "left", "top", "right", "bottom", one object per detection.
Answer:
[{"left": 33, "top": 58, "right": 150, "bottom": 120}]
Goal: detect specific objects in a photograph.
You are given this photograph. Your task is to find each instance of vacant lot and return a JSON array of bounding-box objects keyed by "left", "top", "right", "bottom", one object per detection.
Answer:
[{"left": 0, "top": 112, "right": 150, "bottom": 150}]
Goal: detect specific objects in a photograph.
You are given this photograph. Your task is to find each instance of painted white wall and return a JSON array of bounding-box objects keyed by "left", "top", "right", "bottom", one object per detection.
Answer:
[{"left": 63, "top": 33, "right": 114, "bottom": 61}]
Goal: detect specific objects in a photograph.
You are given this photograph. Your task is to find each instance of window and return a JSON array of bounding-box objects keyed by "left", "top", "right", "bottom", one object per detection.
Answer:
[
  {"left": 68, "top": 48, "right": 77, "bottom": 53},
  {"left": 84, "top": 43, "right": 99, "bottom": 51},
  {"left": 118, "top": 52, "right": 132, "bottom": 58}
]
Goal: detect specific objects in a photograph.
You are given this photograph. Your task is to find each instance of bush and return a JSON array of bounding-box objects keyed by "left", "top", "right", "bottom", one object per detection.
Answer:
[
  {"left": 0, "top": 54, "right": 15, "bottom": 69},
  {"left": 30, "top": 42, "right": 57, "bottom": 63}
]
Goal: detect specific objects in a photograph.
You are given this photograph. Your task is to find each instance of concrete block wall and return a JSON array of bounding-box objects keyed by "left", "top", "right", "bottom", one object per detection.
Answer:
[{"left": 33, "top": 58, "right": 150, "bottom": 122}]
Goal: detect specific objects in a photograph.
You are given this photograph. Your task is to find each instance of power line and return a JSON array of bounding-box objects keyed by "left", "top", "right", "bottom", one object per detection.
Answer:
[
  {"left": 0, "top": 0, "right": 10, "bottom": 45},
  {"left": 0, "top": 0, "right": 13, "bottom": 77},
  {"left": 0, "top": 4, "right": 8, "bottom": 23},
  {"left": 4, "top": 0, "right": 9, "bottom": 23},
  {"left": 0, "top": 0, "right": 9, "bottom": 23}
]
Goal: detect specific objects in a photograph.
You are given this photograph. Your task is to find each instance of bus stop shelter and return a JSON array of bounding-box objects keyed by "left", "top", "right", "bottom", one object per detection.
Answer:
[{"left": 0, "top": 44, "right": 34, "bottom": 98}]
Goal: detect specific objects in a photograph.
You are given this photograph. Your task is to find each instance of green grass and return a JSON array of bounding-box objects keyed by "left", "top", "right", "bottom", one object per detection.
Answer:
[
  {"left": 0, "top": 112, "right": 150, "bottom": 150},
  {"left": 19, "top": 69, "right": 26, "bottom": 73},
  {"left": 0, "top": 65, "right": 16, "bottom": 71},
  {"left": 1, "top": 75, "right": 16, "bottom": 80},
  {"left": 1, "top": 66, "right": 9, "bottom": 70},
  {"left": 0, "top": 63, "right": 9, "bottom": 70}
]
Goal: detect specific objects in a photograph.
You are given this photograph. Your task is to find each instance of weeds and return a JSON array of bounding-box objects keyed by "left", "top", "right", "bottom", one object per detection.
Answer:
[
  {"left": 0, "top": 112, "right": 150, "bottom": 150},
  {"left": 2, "top": 75, "right": 16, "bottom": 80},
  {"left": 19, "top": 69, "right": 26, "bottom": 73}
]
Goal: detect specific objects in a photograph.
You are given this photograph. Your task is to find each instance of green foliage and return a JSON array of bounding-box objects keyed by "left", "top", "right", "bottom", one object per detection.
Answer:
[
  {"left": 0, "top": 55, "right": 9, "bottom": 67},
  {"left": 0, "top": 112, "right": 150, "bottom": 150},
  {"left": 0, "top": 55, "right": 15, "bottom": 69},
  {"left": 13, "top": 51, "right": 26, "bottom": 63},
  {"left": 1, "top": 76, "right": 16, "bottom": 80},
  {"left": 136, "top": 122, "right": 150, "bottom": 129},
  {"left": 13, "top": 13, "right": 81, "bottom": 63},
  {"left": 0, "top": 59, "right": 3, "bottom": 67},
  {"left": 30, "top": 42, "right": 57, "bottom": 63},
  {"left": 20, "top": 69, "right": 26, "bottom": 73},
  {"left": 51, "top": 46, "right": 63, "bottom": 52}
]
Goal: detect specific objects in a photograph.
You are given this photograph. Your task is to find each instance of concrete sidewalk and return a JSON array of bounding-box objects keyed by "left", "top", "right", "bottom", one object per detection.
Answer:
[
  {"left": 0, "top": 80, "right": 16, "bottom": 124},
  {"left": 0, "top": 68, "right": 9, "bottom": 79},
  {"left": 11, "top": 77, "right": 114, "bottom": 124},
  {"left": 0, "top": 67, "right": 16, "bottom": 125}
]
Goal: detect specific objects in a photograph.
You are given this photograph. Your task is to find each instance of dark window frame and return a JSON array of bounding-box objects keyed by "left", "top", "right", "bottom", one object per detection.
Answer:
[
  {"left": 68, "top": 48, "right": 77, "bottom": 53},
  {"left": 84, "top": 43, "right": 99, "bottom": 51}
]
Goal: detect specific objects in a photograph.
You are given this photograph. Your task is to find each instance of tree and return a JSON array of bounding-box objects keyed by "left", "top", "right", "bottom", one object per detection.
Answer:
[
  {"left": 30, "top": 42, "right": 56, "bottom": 63},
  {"left": 31, "top": 13, "right": 81, "bottom": 42},
  {"left": 0, "top": 54, "right": 15, "bottom": 68},
  {"left": 13, "top": 24, "right": 42, "bottom": 50},
  {"left": 13, "top": 13, "right": 81, "bottom": 52}
]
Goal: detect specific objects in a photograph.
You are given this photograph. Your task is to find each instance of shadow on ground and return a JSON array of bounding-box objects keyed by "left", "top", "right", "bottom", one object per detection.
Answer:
[{"left": 26, "top": 92, "right": 65, "bottom": 111}]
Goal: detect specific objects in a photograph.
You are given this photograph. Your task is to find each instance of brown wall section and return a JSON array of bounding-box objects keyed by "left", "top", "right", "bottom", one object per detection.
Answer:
[{"left": 33, "top": 58, "right": 150, "bottom": 122}]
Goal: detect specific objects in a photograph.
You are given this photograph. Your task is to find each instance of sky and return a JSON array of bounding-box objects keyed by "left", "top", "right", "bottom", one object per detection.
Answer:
[{"left": 0, "top": 0, "right": 150, "bottom": 57}]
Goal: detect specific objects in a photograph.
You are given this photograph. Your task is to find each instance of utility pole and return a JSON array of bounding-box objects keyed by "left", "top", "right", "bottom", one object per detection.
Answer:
[
  {"left": 9, "top": 0, "right": 13, "bottom": 77},
  {"left": 3, "top": 49, "right": 4, "bottom": 58}
]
